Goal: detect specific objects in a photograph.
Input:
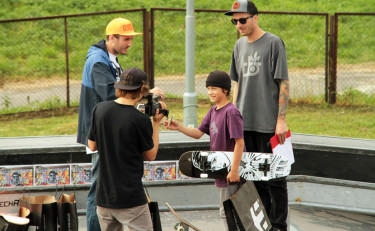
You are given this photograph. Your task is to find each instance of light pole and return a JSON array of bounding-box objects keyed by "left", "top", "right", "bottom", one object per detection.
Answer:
[{"left": 183, "top": 0, "right": 198, "bottom": 128}]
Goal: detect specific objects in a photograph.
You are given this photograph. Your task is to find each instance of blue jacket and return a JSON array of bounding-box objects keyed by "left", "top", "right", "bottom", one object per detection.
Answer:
[{"left": 77, "top": 40, "right": 118, "bottom": 146}]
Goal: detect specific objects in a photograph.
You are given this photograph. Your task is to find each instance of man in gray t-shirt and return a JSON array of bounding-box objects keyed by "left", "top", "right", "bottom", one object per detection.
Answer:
[
  {"left": 230, "top": 32, "right": 288, "bottom": 133},
  {"left": 225, "top": 1, "right": 290, "bottom": 231}
]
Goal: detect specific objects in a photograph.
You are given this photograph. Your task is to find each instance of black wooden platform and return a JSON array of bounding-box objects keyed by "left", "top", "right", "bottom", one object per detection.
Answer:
[{"left": 1, "top": 132, "right": 375, "bottom": 183}]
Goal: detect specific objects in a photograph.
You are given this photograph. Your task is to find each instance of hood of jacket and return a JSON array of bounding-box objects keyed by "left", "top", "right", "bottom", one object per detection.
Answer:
[{"left": 87, "top": 39, "right": 109, "bottom": 59}]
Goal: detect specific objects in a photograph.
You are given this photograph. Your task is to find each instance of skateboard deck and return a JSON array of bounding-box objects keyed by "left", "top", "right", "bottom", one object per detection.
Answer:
[
  {"left": 179, "top": 151, "right": 291, "bottom": 181},
  {"left": 165, "top": 202, "right": 200, "bottom": 231}
]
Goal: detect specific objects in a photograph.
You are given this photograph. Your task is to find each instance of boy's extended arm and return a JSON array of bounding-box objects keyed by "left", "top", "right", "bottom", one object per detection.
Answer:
[
  {"left": 164, "top": 120, "right": 204, "bottom": 139},
  {"left": 178, "top": 126, "right": 204, "bottom": 139},
  {"left": 226, "top": 138, "right": 244, "bottom": 183}
]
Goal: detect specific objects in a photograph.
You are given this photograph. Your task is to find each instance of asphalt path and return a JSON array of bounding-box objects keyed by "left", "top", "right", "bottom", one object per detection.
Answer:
[{"left": 0, "top": 70, "right": 374, "bottom": 110}]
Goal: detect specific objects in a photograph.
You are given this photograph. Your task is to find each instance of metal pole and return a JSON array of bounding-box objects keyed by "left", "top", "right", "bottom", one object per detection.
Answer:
[
  {"left": 328, "top": 15, "right": 337, "bottom": 104},
  {"left": 325, "top": 14, "right": 329, "bottom": 103},
  {"left": 64, "top": 17, "right": 70, "bottom": 107},
  {"left": 150, "top": 9, "right": 155, "bottom": 89},
  {"left": 142, "top": 9, "right": 151, "bottom": 86},
  {"left": 183, "top": 0, "right": 198, "bottom": 128}
]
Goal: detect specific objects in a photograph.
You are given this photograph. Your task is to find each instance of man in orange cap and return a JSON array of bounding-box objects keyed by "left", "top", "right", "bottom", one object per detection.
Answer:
[{"left": 77, "top": 18, "right": 164, "bottom": 231}]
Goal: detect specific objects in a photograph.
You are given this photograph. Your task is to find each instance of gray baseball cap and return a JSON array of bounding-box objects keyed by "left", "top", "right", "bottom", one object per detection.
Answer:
[{"left": 224, "top": 0, "right": 259, "bottom": 16}]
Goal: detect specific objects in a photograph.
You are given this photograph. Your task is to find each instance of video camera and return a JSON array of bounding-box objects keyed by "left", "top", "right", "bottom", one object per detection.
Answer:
[{"left": 137, "top": 93, "right": 169, "bottom": 117}]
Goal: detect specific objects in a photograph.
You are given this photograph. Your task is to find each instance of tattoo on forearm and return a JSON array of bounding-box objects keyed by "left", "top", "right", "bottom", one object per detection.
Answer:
[{"left": 278, "top": 80, "right": 289, "bottom": 120}]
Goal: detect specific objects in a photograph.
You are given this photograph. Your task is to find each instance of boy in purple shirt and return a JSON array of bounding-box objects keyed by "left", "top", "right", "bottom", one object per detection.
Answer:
[{"left": 165, "top": 70, "right": 245, "bottom": 230}]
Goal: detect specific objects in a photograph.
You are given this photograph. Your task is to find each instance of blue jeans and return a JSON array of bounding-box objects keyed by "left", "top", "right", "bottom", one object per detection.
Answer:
[{"left": 86, "top": 153, "right": 101, "bottom": 231}]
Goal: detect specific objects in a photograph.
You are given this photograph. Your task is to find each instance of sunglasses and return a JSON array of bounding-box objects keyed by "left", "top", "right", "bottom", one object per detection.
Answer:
[{"left": 231, "top": 15, "right": 255, "bottom": 25}]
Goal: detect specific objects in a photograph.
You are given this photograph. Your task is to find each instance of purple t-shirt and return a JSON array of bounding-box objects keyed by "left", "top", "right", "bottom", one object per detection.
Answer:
[{"left": 198, "top": 103, "right": 245, "bottom": 187}]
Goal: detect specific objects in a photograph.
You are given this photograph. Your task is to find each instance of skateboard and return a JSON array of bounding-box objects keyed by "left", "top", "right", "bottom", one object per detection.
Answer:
[
  {"left": 165, "top": 202, "right": 200, "bottom": 231},
  {"left": 179, "top": 151, "right": 291, "bottom": 181}
]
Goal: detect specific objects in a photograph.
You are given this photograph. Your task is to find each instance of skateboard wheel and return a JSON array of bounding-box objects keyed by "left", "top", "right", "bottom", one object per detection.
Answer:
[
  {"left": 174, "top": 223, "right": 180, "bottom": 230},
  {"left": 200, "top": 173, "right": 208, "bottom": 178},
  {"left": 177, "top": 227, "right": 185, "bottom": 231},
  {"left": 261, "top": 176, "right": 270, "bottom": 181},
  {"left": 201, "top": 152, "right": 208, "bottom": 157}
]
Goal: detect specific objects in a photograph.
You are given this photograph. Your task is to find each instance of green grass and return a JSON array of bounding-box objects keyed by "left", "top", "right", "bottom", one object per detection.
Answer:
[
  {"left": 0, "top": 95, "right": 79, "bottom": 114},
  {"left": 1, "top": 0, "right": 373, "bottom": 19},
  {"left": 0, "top": 1, "right": 374, "bottom": 139},
  {"left": 287, "top": 103, "right": 375, "bottom": 139},
  {"left": 0, "top": 0, "right": 374, "bottom": 80},
  {"left": 1, "top": 101, "right": 374, "bottom": 139},
  {"left": 291, "top": 89, "right": 375, "bottom": 106},
  {"left": 1, "top": 114, "right": 79, "bottom": 137},
  {"left": 337, "top": 88, "right": 375, "bottom": 106}
]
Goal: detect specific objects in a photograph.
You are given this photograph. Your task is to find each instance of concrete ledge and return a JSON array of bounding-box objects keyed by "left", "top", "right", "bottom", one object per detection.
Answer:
[
  {"left": 0, "top": 132, "right": 210, "bottom": 156},
  {"left": 291, "top": 133, "right": 375, "bottom": 154},
  {"left": 2, "top": 132, "right": 374, "bottom": 156},
  {"left": 288, "top": 175, "right": 375, "bottom": 216},
  {"left": 0, "top": 132, "right": 211, "bottom": 164},
  {"left": 287, "top": 175, "right": 375, "bottom": 190}
]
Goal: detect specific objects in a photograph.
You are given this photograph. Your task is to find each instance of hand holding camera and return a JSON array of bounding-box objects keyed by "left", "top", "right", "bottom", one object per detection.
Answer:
[{"left": 137, "top": 93, "right": 169, "bottom": 118}]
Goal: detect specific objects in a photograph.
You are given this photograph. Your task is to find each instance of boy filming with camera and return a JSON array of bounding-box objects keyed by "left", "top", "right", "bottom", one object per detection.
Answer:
[{"left": 87, "top": 67, "right": 166, "bottom": 230}]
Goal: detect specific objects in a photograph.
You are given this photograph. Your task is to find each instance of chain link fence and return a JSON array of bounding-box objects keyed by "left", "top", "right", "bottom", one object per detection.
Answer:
[
  {"left": 334, "top": 13, "right": 375, "bottom": 105},
  {"left": 151, "top": 9, "right": 329, "bottom": 100},
  {"left": 0, "top": 18, "right": 67, "bottom": 110},
  {"left": 0, "top": 10, "right": 145, "bottom": 113},
  {"left": 0, "top": 9, "right": 373, "bottom": 114}
]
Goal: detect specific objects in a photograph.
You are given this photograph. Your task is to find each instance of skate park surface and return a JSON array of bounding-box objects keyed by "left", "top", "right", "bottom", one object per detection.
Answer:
[
  {"left": 1, "top": 132, "right": 375, "bottom": 230},
  {"left": 74, "top": 205, "right": 375, "bottom": 230}
]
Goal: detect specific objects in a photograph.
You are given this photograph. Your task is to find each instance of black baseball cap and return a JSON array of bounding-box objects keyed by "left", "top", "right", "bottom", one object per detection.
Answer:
[
  {"left": 115, "top": 67, "right": 148, "bottom": 90},
  {"left": 224, "top": 0, "right": 259, "bottom": 16},
  {"left": 206, "top": 70, "right": 231, "bottom": 91}
]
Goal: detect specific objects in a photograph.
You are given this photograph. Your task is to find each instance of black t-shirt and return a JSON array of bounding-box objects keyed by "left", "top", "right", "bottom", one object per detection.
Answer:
[{"left": 88, "top": 101, "right": 154, "bottom": 208}]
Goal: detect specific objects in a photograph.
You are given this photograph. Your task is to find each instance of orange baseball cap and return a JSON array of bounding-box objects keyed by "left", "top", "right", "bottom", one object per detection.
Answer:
[{"left": 106, "top": 18, "right": 143, "bottom": 36}]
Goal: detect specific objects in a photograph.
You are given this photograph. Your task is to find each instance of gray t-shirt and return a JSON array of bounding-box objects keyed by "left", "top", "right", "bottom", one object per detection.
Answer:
[{"left": 229, "top": 32, "right": 288, "bottom": 133}]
